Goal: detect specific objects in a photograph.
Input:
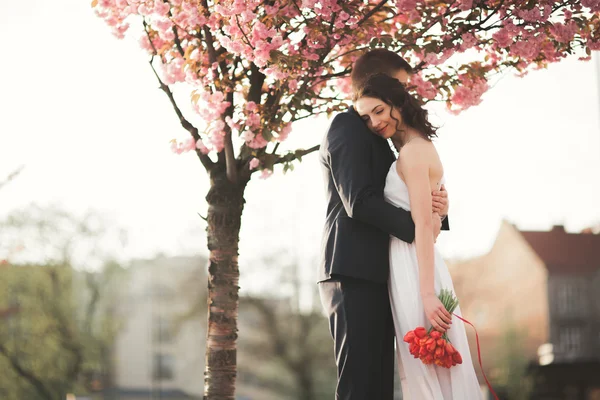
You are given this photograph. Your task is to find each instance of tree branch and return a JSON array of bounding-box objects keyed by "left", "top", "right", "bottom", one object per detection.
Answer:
[
  {"left": 223, "top": 92, "right": 238, "bottom": 183},
  {"left": 47, "top": 268, "right": 84, "bottom": 384},
  {"left": 243, "top": 296, "right": 293, "bottom": 366},
  {"left": 147, "top": 58, "right": 214, "bottom": 171},
  {"left": 143, "top": 22, "right": 213, "bottom": 171},
  {"left": 356, "top": 0, "right": 389, "bottom": 27},
  {"left": 161, "top": 0, "right": 185, "bottom": 56},
  {"left": 248, "top": 63, "right": 266, "bottom": 104},
  {"left": 0, "top": 343, "right": 54, "bottom": 400},
  {"left": 313, "top": 66, "right": 353, "bottom": 82},
  {"left": 0, "top": 165, "right": 24, "bottom": 191},
  {"left": 274, "top": 145, "right": 320, "bottom": 165}
]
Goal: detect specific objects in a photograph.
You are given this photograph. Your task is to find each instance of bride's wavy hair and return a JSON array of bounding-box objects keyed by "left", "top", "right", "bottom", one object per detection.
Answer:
[{"left": 353, "top": 73, "right": 438, "bottom": 141}]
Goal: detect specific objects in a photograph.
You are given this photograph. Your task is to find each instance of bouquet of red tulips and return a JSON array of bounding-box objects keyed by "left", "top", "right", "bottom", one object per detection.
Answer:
[{"left": 403, "top": 288, "right": 462, "bottom": 369}]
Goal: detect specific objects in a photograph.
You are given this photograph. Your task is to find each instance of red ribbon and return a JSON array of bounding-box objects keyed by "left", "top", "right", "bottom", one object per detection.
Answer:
[{"left": 453, "top": 313, "right": 499, "bottom": 400}]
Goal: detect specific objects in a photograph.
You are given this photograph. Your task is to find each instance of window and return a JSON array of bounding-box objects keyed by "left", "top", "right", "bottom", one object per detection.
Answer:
[
  {"left": 149, "top": 283, "right": 175, "bottom": 301},
  {"left": 153, "top": 353, "right": 175, "bottom": 380},
  {"left": 153, "top": 316, "right": 173, "bottom": 343},
  {"left": 559, "top": 326, "right": 582, "bottom": 355},
  {"left": 557, "top": 281, "right": 581, "bottom": 315}
]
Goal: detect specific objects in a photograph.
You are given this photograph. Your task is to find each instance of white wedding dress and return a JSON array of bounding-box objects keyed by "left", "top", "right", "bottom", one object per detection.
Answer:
[{"left": 384, "top": 161, "right": 482, "bottom": 400}]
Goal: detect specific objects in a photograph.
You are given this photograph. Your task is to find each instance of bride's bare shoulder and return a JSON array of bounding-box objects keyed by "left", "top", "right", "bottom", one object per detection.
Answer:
[{"left": 398, "top": 138, "right": 439, "bottom": 165}]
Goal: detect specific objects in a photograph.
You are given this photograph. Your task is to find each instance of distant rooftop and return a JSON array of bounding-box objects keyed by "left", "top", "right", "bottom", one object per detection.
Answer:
[{"left": 519, "top": 225, "right": 600, "bottom": 276}]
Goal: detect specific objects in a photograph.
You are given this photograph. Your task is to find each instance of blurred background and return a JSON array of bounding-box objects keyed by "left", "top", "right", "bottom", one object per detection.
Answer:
[{"left": 1, "top": 1, "right": 600, "bottom": 399}]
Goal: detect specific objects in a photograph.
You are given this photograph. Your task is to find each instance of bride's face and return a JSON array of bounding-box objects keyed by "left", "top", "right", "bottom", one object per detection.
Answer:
[{"left": 355, "top": 96, "right": 402, "bottom": 140}]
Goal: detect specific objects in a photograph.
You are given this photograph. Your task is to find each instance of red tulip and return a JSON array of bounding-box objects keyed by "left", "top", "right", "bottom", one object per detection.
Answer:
[
  {"left": 430, "top": 330, "right": 442, "bottom": 339},
  {"left": 434, "top": 347, "right": 445, "bottom": 358},
  {"left": 414, "top": 326, "right": 427, "bottom": 338},
  {"left": 445, "top": 342, "right": 457, "bottom": 355},
  {"left": 444, "top": 356, "right": 453, "bottom": 368},
  {"left": 403, "top": 330, "right": 416, "bottom": 343},
  {"left": 452, "top": 351, "right": 463, "bottom": 365},
  {"left": 409, "top": 343, "right": 420, "bottom": 357},
  {"left": 427, "top": 339, "right": 437, "bottom": 352},
  {"left": 423, "top": 354, "right": 435, "bottom": 364}
]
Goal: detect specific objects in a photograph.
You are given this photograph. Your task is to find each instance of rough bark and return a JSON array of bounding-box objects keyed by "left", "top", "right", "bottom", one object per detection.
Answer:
[{"left": 203, "top": 166, "right": 249, "bottom": 400}]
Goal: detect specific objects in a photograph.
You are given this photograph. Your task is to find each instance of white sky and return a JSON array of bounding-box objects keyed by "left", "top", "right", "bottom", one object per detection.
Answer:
[{"left": 2, "top": 0, "right": 600, "bottom": 294}]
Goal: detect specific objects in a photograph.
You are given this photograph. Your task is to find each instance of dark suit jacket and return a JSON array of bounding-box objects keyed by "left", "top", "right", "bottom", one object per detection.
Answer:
[{"left": 318, "top": 108, "right": 449, "bottom": 284}]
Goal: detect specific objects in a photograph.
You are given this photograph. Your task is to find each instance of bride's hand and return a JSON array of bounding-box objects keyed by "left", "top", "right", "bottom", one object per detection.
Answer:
[{"left": 422, "top": 293, "right": 452, "bottom": 332}]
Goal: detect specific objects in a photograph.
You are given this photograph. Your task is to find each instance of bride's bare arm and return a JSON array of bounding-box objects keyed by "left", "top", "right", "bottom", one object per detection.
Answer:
[{"left": 399, "top": 141, "right": 452, "bottom": 332}]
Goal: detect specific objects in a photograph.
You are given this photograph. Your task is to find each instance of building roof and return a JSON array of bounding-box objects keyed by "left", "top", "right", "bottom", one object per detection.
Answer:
[{"left": 519, "top": 225, "right": 600, "bottom": 276}]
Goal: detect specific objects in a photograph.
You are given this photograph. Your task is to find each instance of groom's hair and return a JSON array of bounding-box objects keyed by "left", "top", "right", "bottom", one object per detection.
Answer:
[{"left": 351, "top": 49, "right": 413, "bottom": 90}]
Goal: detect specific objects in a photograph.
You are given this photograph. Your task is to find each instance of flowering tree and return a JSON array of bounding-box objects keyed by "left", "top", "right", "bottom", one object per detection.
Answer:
[{"left": 94, "top": 0, "right": 600, "bottom": 398}]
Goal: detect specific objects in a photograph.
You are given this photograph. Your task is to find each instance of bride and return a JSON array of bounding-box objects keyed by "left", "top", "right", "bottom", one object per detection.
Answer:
[{"left": 354, "top": 73, "right": 482, "bottom": 399}]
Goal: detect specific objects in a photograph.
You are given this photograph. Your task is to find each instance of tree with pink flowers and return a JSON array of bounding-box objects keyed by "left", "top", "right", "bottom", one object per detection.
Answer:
[{"left": 93, "top": 0, "right": 600, "bottom": 398}]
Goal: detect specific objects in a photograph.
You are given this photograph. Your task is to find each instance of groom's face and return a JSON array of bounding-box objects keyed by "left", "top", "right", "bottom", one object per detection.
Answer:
[{"left": 392, "top": 69, "right": 410, "bottom": 85}]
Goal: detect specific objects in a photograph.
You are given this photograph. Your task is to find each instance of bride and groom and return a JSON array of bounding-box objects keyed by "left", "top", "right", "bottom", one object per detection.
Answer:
[{"left": 318, "top": 49, "right": 482, "bottom": 399}]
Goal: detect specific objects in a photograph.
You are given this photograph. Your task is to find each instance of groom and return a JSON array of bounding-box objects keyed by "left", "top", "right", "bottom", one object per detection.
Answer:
[{"left": 318, "top": 49, "right": 450, "bottom": 400}]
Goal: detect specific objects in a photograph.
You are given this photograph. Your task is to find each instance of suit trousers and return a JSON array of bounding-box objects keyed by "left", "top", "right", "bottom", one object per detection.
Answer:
[{"left": 319, "top": 275, "right": 396, "bottom": 400}]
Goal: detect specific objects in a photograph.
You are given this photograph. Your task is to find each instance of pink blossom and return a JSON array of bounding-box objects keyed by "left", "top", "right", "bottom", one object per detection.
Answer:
[
  {"left": 260, "top": 169, "right": 273, "bottom": 180},
  {"left": 170, "top": 137, "right": 198, "bottom": 154},
  {"left": 209, "top": 128, "right": 226, "bottom": 153},
  {"left": 460, "top": 33, "right": 477, "bottom": 52},
  {"left": 162, "top": 56, "right": 186, "bottom": 85},
  {"left": 582, "top": 0, "right": 600, "bottom": 12},
  {"left": 246, "top": 101, "right": 258, "bottom": 112},
  {"left": 448, "top": 74, "right": 489, "bottom": 114},
  {"left": 288, "top": 79, "right": 299, "bottom": 92},
  {"left": 423, "top": 52, "right": 442, "bottom": 66},
  {"left": 137, "top": 3, "right": 152, "bottom": 16},
  {"left": 193, "top": 89, "right": 231, "bottom": 121},
  {"left": 516, "top": 6, "right": 541, "bottom": 22},
  {"left": 225, "top": 116, "right": 241, "bottom": 132},
  {"left": 410, "top": 74, "right": 437, "bottom": 100},
  {"left": 549, "top": 21, "right": 579, "bottom": 43},
  {"left": 245, "top": 112, "right": 261, "bottom": 129},
  {"left": 139, "top": 34, "right": 153, "bottom": 52},
  {"left": 277, "top": 124, "right": 292, "bottom": 142},
  {"left": 262, "top": 66, "right": 289, "bottom": 80},
  {"left": 154, "top": 1, "right": 170, "bottom": 17},
  {"left": 183, "top": 136, "right": 196, "bottom": 152},
  {"left": 395, "top": 0, "right": 417, "bottom": 12},
  {"left": 240, "top": 9, "right": 256, "bottom": 22},
  {"left": 94, "top": 0, "right": 597, "bottom": 160},
  {"left": 336, "top": 77, "right": 352, "bottom": 96},
  {"left": 302, "top": 0, "right": 317, "bottom": 8},
  {"left": 244, "top": 131, "right": 269, "bottom": 149},
  {"left": 459, "top": 0, "right": 473, "bottom": 11},
  {"left": 587, "top": 39, "right": 600, "bottom": 51},
  {"left": 196, "top": 139, "right": 210, "bottom": 154},
  {"left": 170, "top": 140, "right": 184, "bottom": 154},
  {"left": 510, "top": 37, "right": 541, "bottom": 60},
  {"left": 249, "top": 158, "right": 260, "bottom": 170},
  {"left": 493, "top": 28, "right": 512, "bottom": 48}
]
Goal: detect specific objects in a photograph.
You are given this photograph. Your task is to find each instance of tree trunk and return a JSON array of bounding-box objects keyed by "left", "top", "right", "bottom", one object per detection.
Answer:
[
  {"left": 297, "top": 366, "right": 315, "bottom": 400},
  {"left": 203, "top": 168, "right": 248, "bottom": 400}
]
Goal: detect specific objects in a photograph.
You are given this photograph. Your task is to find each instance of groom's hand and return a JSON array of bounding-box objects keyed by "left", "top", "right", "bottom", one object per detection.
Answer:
[{"left": 432, "top": 184, "right": 449, "bottom": 217}]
